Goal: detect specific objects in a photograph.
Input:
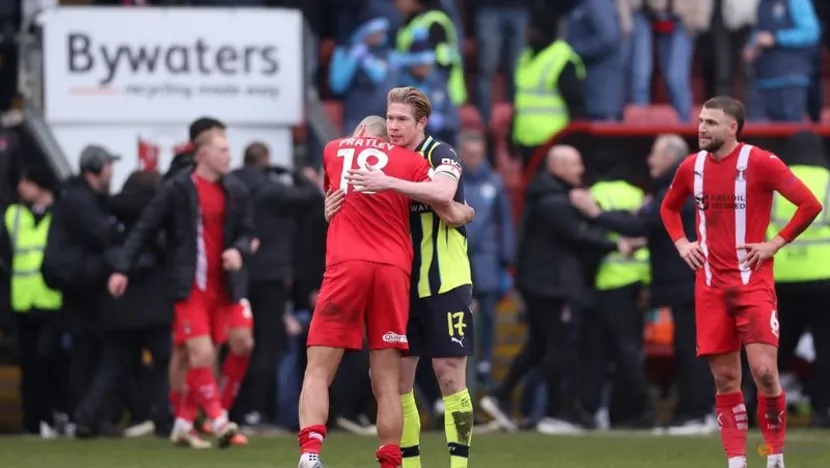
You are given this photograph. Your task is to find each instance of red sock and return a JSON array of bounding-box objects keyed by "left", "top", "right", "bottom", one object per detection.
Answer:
[
  {"left": 297, "top": 424, "right": 327, "bottom": 455},
  {"left": 716, "top": 391, "right": 748, "bottom": 458},
  {"left": 758, "top": 393, "right": 787, "bottom": 454},
  {"left": 187, "top": 366, "right": 225, "bottom": 422},
  {"left": 220, "top": 352, "right": 250, "bottom": 411},
  {"left": 169, "top": 390, "right": 182, "bottom": 417},
  {"left": 376, "top": 444, "right": 402, "bottom": 468},
  {"left": 177, "top": 386, "right": 199, "bottom": 423}
]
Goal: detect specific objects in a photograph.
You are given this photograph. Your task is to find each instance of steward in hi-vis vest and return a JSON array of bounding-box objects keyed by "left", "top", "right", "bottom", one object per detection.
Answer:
[{"left": 768, "top": 131, "right": 830, "bottom": 425}]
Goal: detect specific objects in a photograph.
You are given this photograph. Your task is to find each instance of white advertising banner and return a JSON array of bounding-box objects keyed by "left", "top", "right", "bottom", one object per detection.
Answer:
[
  {"left": 52, "top": 125, "right": 293, "bottom": 191},
  {"left": 42, "top": 7, "right": 303, "bottom": 125}
]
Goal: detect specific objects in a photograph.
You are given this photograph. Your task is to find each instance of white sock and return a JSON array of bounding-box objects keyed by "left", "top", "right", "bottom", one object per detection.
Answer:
[
  {"left": 173, "top": 418, "right": 193, "bottom": 433},
  {"left": 211, "top": 412, "right": 229, "bottom": 433},
  {"left": 767, "top": 453, "right": 784, "bottom": 467},
  {"left": 728, "top": 456, "right": 747, "bottom": 468}
]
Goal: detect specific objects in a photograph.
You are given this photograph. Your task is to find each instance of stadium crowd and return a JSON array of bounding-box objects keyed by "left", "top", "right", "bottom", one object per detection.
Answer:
[{"left": 0, "top": 0, "right": 828, "bottom": 456}]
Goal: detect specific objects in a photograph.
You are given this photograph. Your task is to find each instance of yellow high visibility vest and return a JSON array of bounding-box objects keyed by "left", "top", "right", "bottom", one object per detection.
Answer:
[
  {"left": 4, "top": 204, "right": 62, "bottom": 312},
  {"left": 769, "top": 165, "right": 830, "bottom": 282},
  {"left": 397, "top": 10, "right": 467, "bottom": 105},
  {"left": 512, "top": 40, "right": 584, "bottom": 147},
  {"left": 591, "top": 181, "right": 650, "bottom": 290}
]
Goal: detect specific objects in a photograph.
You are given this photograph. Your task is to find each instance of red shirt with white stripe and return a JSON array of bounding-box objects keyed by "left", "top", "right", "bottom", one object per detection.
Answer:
[
  {"left": 661, "top": 143, "right": 821, "bottom": 289},
  {"left": 194, "top": 174, "right": 227, "bottom": 293}
]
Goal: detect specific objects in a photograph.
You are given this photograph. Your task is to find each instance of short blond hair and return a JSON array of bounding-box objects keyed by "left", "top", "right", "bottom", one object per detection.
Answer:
[
  {"left": 387, "top": 86, "right": 432, "bottom": 121},
  {"left": 354, "top": 115, "right": 387, "bottom": 139},
  {"left": 194, "top": 128, "right": 224, "bottom": 152}
]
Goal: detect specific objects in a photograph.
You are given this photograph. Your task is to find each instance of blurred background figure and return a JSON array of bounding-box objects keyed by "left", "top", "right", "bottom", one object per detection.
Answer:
[
  {"left": 1, "top": 166, "right": 66, "bottom": 437},
  {"left": 231, "top": 142, "right": 320, "bottom": 429},
  {"left": 458, "top": 130, "right": 514, "bottom": 386},
  {"left": 511, "top": 12, "right": 585, "bottom": 165},
  {"left": 744, "top": 0, "right": 819, "bottom": 121},
  {"left": 41, "top": 145, "right": 121, "bottom": 436},
  {"left": 772, "top": 131, "right": 830, "bottom": 428},
  {"left": 73, "top": 170, "right": 172, "bottom": 439}
]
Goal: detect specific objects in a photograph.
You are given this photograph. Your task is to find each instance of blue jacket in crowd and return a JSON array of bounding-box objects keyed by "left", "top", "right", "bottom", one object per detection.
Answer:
[
  {"left": 462, "top": 161, "right": 514, "bottom": 294},
  {"left": 754, "top": 0, "right": 820, "bottom": 89},
  {"left": 565, "top": 0, "right": 623, "bottom": 120}
]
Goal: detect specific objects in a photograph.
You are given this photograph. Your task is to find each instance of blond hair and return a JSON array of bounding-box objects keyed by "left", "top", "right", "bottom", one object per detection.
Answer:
[
  {"left": 193, "top": 128, "right": 224, "bottom": 152},
  {"left": 354, "top": 115, "right": 388, "bottom": 139},
  {"left": 387, "top": 86, "right": 432, "bottom": 122}
]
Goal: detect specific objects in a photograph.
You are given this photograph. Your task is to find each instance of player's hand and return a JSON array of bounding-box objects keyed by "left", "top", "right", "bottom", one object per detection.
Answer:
[
  {"left": 250, "top": 237, "right": 260, "bottom": 254},
  {"left": 675, "top": 239, "right": 705, "bottom": 270},
  {"left": 324, "top": 189, "right": 345, "bottom": 222},
  {"left": 222, "top": 248, "right": 243, "bottom": 271},
  {"left": 346, "top": 168, "right": 391, "bottom": 193},
  {"left": 738, "top": 241, "right": 782, "bottom": 271},
  {"left": 569, "top": 189, "right": 601, "bottom": 218},
  {"left": 108, "top": 273, "right": 129, "bottom": 298},
  {"left": 756, "top": 31, "right": 775, "bottom": 48}
]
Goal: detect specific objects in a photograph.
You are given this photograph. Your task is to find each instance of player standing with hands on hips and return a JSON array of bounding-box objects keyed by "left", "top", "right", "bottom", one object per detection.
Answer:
[{"left": 660, "top": 96, "right": 822, "bottom": 468}]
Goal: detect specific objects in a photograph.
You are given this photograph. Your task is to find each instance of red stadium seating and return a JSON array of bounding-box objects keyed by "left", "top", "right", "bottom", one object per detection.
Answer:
[{"left": 623, "top": 104, "right": 680, "bottom": 125}]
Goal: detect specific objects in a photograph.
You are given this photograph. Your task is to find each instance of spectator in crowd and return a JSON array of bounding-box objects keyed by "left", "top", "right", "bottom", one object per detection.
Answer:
[
  {"left": 773, "top": 130, "right": 830, "bottom": 428},
  {"left": 474, "top": 0, "right": 531, "bottom": 124},
  {"left": 565, "top": 0, "right": 624, "bottom": 121},
  {"left": 699, "top": 0, "right": 757, "bottom": 99},
  {"left": 480, "top": 145, "right": 630, "bottom": 434},
  {"left": 744, "top": 0, "right": 820, "bottom": 121},
  {"left": 1, "top": 166, "right": 67, "bottom": 437},
  {"left": 402, "top": 36, "right": 460, "bottom": 144},
  {"left": 511, "top": 13, "right": 585, "bottom": 166},
  {"left": 231, "top": 142, "right": 320, "bottom": 428},
  {"left": 395, "top": 0, "right": 468, "bottom": 106},
  {"left": 73, "top": 170, "right": 172, "bottom": 438},
  {"left": 41, "top": 145, "right": 121, "bottom": 433},
  {"left": 570, "top": 134, "right": 716, "bottom": 434},
  {"left": 164, "top": 117, "right": 226, "bottom": 181},
  {"left": 458, "top": 130, "right": 514, "bottom": 385},
  {"left": 0, "top": 129, "right": 20, "bottom": 225},
  {"left": 575, "top": 160, "right": 654, "bottom": 429},
  {"left": 628, "top": 0, "right": 713, "bottom": 121},
  {"left": 329, "top": 9, "right": 398, "bottom": 136}
]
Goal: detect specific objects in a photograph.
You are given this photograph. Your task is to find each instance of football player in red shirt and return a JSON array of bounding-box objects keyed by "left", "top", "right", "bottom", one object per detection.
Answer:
[
  {"left": 296, "top": 116, "right": 472, "bottom": 468},
  {"left": 661, "top": 96, "right": 822, "bottom": 468},
  {"left": 108, "top": 129, "right": 255, "bottom": 449}
]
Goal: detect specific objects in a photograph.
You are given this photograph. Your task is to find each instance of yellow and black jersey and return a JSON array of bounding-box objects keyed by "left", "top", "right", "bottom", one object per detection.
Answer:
[{"left": 410, "top": 135, "right": 472, "bottom": 297}]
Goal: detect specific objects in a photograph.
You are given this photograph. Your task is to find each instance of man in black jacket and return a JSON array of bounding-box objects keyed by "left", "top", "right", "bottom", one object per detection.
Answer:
[
  {"left": 107, "top": 129, "right": 255, "bottom": 448},
  {"left": 230, "top": 141, "right": 320, "bottom": 426},
  {"left": 569, "top": 134, "right": 715, "bottom": 434},
  {"left": 480, "top": 145, "right": 633, "bottom": 432},
  {"left": 42, "top": 145, "right": 121, "bottom": 429}
]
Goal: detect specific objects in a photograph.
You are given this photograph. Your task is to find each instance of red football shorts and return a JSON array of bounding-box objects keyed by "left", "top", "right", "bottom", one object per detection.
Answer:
[
  {"left": 307, "top": 261, "right": 410, "bottom": 351},
  {"left": 227, "top": 298, "right": 254, "bottom": 331},
  {"left": 173, "top": 287, "right": 242, "bottom": 346},
  {"left": 695, "top": 284, "right": 780, "bottom": 356}
]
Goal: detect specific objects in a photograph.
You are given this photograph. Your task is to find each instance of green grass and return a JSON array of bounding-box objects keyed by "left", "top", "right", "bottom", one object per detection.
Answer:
[{"left": 0, "top": 430, "right": 828, "bottom": 467}]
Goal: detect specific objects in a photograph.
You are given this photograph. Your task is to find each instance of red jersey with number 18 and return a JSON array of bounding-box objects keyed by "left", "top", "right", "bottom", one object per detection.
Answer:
[{"left": 323, "top": 137, "right": 431, "bottom": 273}]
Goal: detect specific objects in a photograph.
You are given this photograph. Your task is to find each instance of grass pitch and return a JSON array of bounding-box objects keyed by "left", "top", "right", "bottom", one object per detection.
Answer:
[{"left": 0, "top": 430, "right": 828, "bottom": 467}]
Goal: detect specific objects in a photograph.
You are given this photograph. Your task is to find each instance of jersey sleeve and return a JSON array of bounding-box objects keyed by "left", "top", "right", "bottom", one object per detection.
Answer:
[
  {"left": 427, "top": 143, "right": 462, "bottom": 180},
  {"left": 759, "top": 151, "right": 823, "bottom": 242}
]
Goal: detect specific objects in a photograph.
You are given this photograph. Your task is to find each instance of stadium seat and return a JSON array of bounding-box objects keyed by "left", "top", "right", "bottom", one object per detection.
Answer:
[{"left": 623, "top": 104, "right": 680, "bottom": 125}]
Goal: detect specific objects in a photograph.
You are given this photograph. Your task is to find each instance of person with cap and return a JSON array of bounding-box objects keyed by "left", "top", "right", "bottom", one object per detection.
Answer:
[
  {"left": 1, "top": 166, "right": 69, "bottom": 438},
  {"left": 40, "top": 144, "right": 121, "bottom": 436},
  {"left": 329, "top": 7, "right": 399, "bottom": 136}
]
